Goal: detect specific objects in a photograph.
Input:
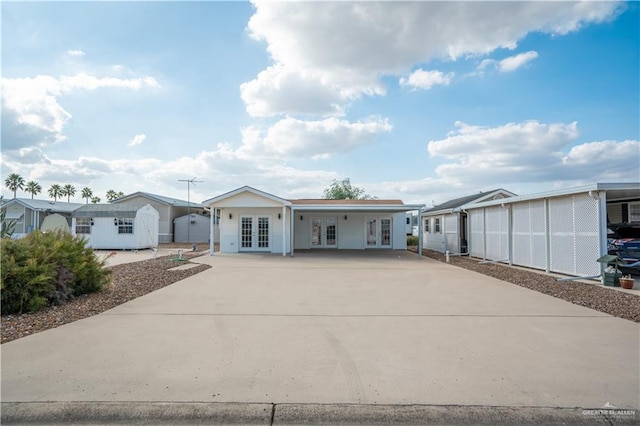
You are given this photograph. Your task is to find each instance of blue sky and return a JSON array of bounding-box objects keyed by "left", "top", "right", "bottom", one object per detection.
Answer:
[{"left": 2, "top": 1, "right": 638, "bottom": 205}]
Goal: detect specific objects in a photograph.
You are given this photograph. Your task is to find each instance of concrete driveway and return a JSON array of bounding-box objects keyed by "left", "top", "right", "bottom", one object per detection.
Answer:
[{"left": 2, "top": 251, "right": 639, "bottom": 424}]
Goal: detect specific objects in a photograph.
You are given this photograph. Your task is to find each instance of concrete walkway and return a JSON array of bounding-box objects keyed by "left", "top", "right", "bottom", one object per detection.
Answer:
[{"left": 2, "top": 251, "right": 638, "bottom": 424}]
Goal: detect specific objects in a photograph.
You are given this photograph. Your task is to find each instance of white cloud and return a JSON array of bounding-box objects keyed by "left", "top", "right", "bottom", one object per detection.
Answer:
[
  {"left": 498, "top": 51, "right": 539, "bottom": 72},
  {"left": 1, "top": 73, "right": 160, "bottom": 151},
  {"left": 239, "top": 116, "right": 392, "bottom": 160},
  {"left": 399, "top": 69, "right": 454, "bottom": 90},
  {"left": 128, "top": 134, "right": 147, "bottom": 147},
  {"left": 245, "top": 1, "right": 622, "bottom": 116},
  {"left": 427, "top": 120, "right": 639, "bottom": 185},
  {"left": 67, "top": 49, "right": 86, "bottom": 57},
  {"left": 240, "top": 65, "right": 349, "bottom": 117}
]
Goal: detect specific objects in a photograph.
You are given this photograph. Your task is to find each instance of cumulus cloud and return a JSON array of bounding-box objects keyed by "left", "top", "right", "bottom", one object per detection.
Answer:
[
  {"left": 67, "top": 49, "right": 86, "bottom": 57},
  {"left": 476, "top": 51, "right": 539, "bottom": 74},
  {"left": 498, "top": 51, "right": 539, "bottom": 72},
  {"left": 239, "top": 116, "right": 392, "bottom": 160},
  {"left": 427, "top": 120, "right": 639, "bottom": 185},
  {"left": 128, "top": 134, "right": 147, "bottom": 147},
  {"left": 1, "top": 73, "right": 160, "bottom": 152},
  {"left": 400, "top": 69, "right": 454, "bottom": 90},
  {"left": 244, "top": 0, "right": 622, "bottom": 116}
]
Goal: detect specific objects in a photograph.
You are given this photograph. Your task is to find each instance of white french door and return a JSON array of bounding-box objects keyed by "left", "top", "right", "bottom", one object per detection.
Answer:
[
  {"left": 311, "top": 217, "right": 337, "bottom": 248},
  {"left": 240, "top": 216, "right": 270, "bottom": 251},
  {"left": 365, "top": 217, "right": 392, "bottom": 248}
]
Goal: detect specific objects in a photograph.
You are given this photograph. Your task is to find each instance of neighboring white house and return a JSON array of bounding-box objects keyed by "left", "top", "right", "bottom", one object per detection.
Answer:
[
  {"left": 202, "top": 186, "right": 424, "bottom": 256},
  {"left": 112, "top": 192, "right": 205, "bottom": 243},
  {"left": 174, "top": 213, "right": 218, "bottom": 244},
  {"left": 461, "top": 183, "right": 640, "bottom": 279},
  {"left": 71, "top": 203, "right": 159, "bottom": 250},
  {"left": 421, "top": 189, "right": 516, "bottom": 255},
  {"left": 0, "top": 198, "right": 84, "bottom": 238}
]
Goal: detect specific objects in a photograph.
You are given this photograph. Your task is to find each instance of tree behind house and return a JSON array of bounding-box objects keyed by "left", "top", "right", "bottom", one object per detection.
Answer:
[
  {"left": 4, "top": 173, "right": 25, "bottom": 198},
  {"left": 322, "top": 178, "right": 376, "bottom": 200}
]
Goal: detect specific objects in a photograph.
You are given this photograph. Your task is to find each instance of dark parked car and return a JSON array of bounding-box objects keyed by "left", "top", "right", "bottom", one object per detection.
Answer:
[{"left": 607, "top": 223, "right": 640, "bottom": 274}]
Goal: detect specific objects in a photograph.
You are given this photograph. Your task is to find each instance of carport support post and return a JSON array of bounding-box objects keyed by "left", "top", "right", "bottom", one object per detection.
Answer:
[
  {"left": 209, "top": 207, "right": 215, "bottom": 256},
  {"left": 290, "top": 207, "right": 295, "bottom": 257},
  {"left": 282, "top": 205, "right": 286, "bottom": 256},
  {"left": 417, "top": 207, "right": 423, "bottom": 258}
]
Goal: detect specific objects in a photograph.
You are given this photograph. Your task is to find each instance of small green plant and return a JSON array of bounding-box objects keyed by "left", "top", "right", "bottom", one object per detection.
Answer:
[
  {"left": 1, "top": 208, "right": 16, "bottom": 239},
  {"left": 406, "top": 235, "right": 419, "bottom": 246},
  {"left": 1, "top": 230, "right": 112, "bottom": 314}
]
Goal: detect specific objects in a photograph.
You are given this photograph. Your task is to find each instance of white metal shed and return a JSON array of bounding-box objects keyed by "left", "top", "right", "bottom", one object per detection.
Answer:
[{"left": 71, "top": 203, "right": 159, "bottom": 250}]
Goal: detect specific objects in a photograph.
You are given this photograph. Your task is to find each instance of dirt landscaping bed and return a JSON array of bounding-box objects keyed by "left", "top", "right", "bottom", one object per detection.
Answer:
[
  {"left": 413, "top": 247, "right": 640, "bottom": 323},
  {"left": 1, "top": 250, "right": 210, "bottom": 344}
]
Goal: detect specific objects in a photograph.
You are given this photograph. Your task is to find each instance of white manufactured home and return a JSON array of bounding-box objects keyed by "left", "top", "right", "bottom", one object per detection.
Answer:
[
  {"left": 0, "top": 198, "right": 84, "bottom": 238},
  {"left": 202, "top": 186, "right": 424, "bottom": 256},
  {"left": 71, "top": 203, "right": 159, "bottom": 250},
  {"left": 421, "top": 189, "right": 516, "bottom": 255}
]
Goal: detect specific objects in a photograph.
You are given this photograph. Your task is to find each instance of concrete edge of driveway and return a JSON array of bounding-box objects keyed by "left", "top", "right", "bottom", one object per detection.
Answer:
[{"left": 2, "top": 402, "right": 638, "bottom": 425}]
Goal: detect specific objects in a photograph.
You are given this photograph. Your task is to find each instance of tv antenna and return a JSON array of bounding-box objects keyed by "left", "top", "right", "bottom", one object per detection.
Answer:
[{"left": 178, "top": 177, "right": 203, "bottom": 246}]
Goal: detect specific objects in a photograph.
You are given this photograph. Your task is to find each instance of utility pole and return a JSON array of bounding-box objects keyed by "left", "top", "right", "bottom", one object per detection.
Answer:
[{"left": 178, "top": 177, "right": 203, "bottom": 247}]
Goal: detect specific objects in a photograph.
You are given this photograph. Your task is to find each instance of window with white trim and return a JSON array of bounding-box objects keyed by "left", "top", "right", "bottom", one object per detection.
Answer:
[
  {"left": 76, "top": 217, "right": 92, "bottom": 234},
  {"left": 434, "top": 217, "right": 441, "bottom": 233},
  {"left": 116, "top": 218, "right": 133, "bottom": 234},
  {"left": 424, "top": 218, "right": 430, "bottom": 233}
]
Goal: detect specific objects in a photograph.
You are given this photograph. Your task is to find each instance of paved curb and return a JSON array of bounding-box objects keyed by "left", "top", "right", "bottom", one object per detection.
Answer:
[{"left": 2, "top": 402, "right": 638, "bottom": 425}]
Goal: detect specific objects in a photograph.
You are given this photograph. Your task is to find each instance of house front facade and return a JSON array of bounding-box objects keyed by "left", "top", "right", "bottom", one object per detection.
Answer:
[{"left": 203, "top": 186, "right": 424, "bottom": 256}]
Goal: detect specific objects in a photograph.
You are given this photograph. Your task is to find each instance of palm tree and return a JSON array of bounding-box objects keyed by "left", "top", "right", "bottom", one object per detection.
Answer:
[
  {"left": 90, "top": 196, "right": 101, "bottom": 204},
  {"left": 4, "top": 173, "right": 25, "bottom": 198},
  {"left": 61, "top": 184, "right": 76, "bottom": 202},
  {"left": 81, "top": 187, "right": 93, "bottom": 204},
  {"left": 48, "top": 184, "right": 63, "bottom": 202},
  {"left": 105, "top": 189, "right": 124, "bottom": 202},
  {"left": 24, "top": 181, "right": 42, "bottom": 199}
]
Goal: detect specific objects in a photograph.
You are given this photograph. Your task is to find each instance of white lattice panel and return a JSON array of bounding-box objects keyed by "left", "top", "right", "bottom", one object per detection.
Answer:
[
  {"left": 549, "top": 194, "right": 600, "bottom": 275},
  {"left": 470, "top": 210, "right": 484, "bottom": 258},
  {"left": 512, "top": 200, "right": 547, "bottom": 269},
  {"left": 485, "top": 206, "right": 509, "bottom": 261}
]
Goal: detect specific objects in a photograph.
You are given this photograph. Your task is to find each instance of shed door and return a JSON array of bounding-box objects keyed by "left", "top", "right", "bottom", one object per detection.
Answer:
[{"left": 240, "top": 216, "right": 270, "bottom": 251}]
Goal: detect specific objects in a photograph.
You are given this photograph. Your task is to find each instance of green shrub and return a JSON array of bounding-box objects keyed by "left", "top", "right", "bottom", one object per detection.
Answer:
[
  {"left": 406, "top": 235, "right": 419, "bottom": 246},
  {"left": 1, "top": 231, "right": 112, "bottom": 314}
]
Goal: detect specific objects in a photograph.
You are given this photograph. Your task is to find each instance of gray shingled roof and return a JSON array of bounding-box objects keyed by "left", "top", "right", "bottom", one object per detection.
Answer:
[
  {"left": 0, "top": 198, "right": 84, "bottom": 213},
  {"left": 72, "top": 204, "right": 147, "bottom": 218},
  {"left": 114, "top": 192, "right": 203, "bottom": 208},
  {"left": 423, "top": 189, "right": 512, "bottom": 214}
]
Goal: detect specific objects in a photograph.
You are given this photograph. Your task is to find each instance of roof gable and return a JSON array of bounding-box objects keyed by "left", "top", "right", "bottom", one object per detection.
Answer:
[
  {"left": 423, "top": 189, "right": 515, "bottom": 214},
  {"left": 115, "top": 192, "right": 202, "bottom": 208},
  {"left": 202, "top": 186, "right": 291, "bottom": 207}
]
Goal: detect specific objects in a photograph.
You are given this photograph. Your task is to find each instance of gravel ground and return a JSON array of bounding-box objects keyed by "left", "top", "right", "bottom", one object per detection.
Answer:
[
  {"left": 415, "top": 248, "right": 639, "bottom": 323},
  {"left": 1, "top": 249, "right": 210, "bottom": 344},
  {"left": 2, "top": 246, "right": 638, "bottom": 344}
]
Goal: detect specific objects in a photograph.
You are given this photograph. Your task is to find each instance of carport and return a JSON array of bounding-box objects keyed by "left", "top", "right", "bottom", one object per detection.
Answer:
[{"left": 463, "top": 182, "right": 639, "bottom": 280}]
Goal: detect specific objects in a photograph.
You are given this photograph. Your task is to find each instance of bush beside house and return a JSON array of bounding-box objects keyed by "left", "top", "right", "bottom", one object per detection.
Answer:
[{"left": 1, "top": 231, "right": 112, "bottom": 314}]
